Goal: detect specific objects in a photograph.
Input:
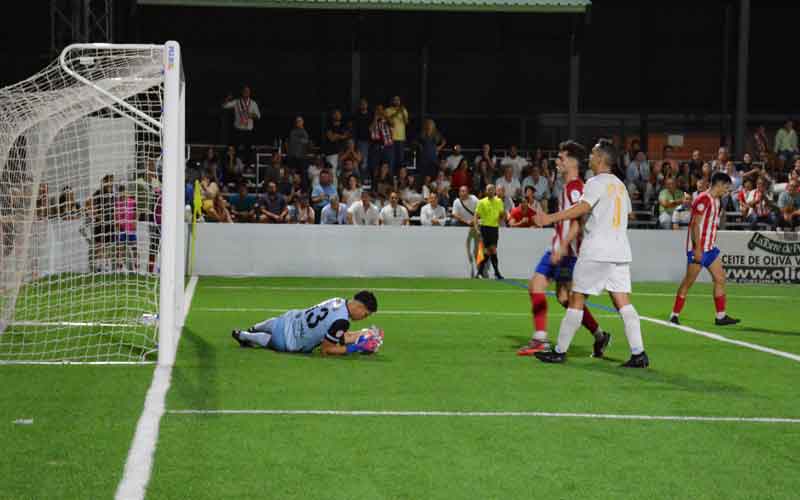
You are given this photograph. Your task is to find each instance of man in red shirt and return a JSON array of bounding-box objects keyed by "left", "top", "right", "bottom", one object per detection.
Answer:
[
  {"left": 508, "top": 187, "right": 537, "bottom": 228},
  {"left": 670, "top": 171, "right": 739, "bottom": 326}
]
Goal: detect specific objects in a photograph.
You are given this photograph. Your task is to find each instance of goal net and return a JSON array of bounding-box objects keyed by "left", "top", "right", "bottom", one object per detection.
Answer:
[{"left": 0, "top": 42, "right": 185, "bottom": 364}]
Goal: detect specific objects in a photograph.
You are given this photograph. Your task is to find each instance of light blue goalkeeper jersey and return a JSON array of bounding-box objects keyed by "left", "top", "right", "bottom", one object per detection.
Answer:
[{"left": 270, "top": 298, "right": 351, "bottom": 353}]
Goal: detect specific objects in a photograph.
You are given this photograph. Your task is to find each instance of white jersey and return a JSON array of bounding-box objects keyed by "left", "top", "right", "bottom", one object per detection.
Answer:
[{"left": 578, "top": 173, "right": 632, "bottom": 263}]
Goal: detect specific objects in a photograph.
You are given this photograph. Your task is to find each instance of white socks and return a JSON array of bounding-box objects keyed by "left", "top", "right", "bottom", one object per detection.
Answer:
[
  {"left": 533, "top": 330, "right": 548, "bottom": 342},
  {"left": 555, "top": 308, "right": 583, "bottom": 354},
  {"left": 619, "top": 304, "right": 644, "bottom": 355},
  {"left": 239, "top": 331, "right": 271, "bottom": 347}
]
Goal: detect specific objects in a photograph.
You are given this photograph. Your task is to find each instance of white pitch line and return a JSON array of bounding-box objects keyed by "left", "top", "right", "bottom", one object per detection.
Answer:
[
  {"left": 201, "top": 285, "right": 795, "bottom": 300},
  {"left": 10, "top": 320, "right": 134, "bottom": 328},
  {"left": 115, "top": 276, "right": 199, "bottom": 500},
  {"left": 638, "top": 316, "right": 800, "bottom": 363},
  {"left": 167, "top": 408, "right": 800, "bottom": 424},
  {"left": 192, "top": 307, "right": 619, "bottom": 319}
]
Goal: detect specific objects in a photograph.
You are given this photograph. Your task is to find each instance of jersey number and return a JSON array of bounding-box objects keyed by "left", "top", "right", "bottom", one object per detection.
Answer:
[
  {"left": 305, "top": 307, "right": 329, "bottom": 329},
  {"left": 607, "top": 185, "right": 623, "bottom": 229}
]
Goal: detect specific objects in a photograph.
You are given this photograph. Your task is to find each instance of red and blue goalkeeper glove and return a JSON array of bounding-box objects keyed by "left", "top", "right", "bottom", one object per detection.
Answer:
[{"left": 346, "top": 327, "right": 384, "bottom": 354}]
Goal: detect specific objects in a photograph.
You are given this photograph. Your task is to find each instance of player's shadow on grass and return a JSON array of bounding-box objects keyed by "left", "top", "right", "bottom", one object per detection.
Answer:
[
  {"left": 169, "top": 327, "right": 219, "bottom": 410},
  {"left": 570, "top": 359, "right": 749, "bottom": 395},
  {"left": 502, "top": 335, "right": 594, "bottom": 358},
  {"left": 736, "top": 326, "right": 800, "bottom": 337}
]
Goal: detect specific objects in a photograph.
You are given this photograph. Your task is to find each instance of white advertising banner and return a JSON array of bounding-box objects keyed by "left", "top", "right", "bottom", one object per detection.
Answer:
[{"left": 718, "top": 231, "right": 800, "bottom": 284}]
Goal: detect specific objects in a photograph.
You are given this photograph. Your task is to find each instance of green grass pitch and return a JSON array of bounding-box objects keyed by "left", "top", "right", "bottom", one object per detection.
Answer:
[{"left": 2, "top": 277, "right": 799, "bottom": 499}]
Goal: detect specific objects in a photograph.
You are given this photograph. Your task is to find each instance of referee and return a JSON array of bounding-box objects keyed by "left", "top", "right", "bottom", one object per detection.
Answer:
[{"left": 473, "top": 184, "right": 505, "bottom": 279}]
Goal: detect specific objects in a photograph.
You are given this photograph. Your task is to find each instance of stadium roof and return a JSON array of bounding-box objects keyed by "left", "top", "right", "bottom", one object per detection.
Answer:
[{"left": 137, "top": 0, "right": 590, "bottom": 13}]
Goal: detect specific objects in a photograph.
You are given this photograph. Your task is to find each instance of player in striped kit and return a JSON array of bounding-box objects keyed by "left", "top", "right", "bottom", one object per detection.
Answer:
[
  {"left": 518, "top": 141, "right": 611, "bottom": 357},
  {"left": 669, "top": 172, "right": 740, "bottom": 326}
]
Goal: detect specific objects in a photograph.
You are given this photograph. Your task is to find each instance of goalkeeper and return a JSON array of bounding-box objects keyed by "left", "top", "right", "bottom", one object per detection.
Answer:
[{"left": 232, "top": 290, "right": 382, "bottom": 355}]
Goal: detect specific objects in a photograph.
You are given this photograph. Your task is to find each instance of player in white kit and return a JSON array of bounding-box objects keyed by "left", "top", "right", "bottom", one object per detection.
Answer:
[{"left": 533, "top": 139, "right": 649, "bottom": 368}]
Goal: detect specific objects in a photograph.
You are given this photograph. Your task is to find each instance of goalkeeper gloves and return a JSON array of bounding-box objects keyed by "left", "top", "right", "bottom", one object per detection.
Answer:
[{"left": 346, "top": 326, "right": 384, "bottom": 354}]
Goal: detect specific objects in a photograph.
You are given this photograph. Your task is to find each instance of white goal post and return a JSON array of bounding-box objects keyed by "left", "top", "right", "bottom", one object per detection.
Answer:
[{"left": 0, "top": 41, "right": 185, "bottom": 365}]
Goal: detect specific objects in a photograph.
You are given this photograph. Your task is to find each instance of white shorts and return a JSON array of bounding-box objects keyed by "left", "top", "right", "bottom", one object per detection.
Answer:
[{"left": 572, "top": 259, "right": 632, "bottom": 296}]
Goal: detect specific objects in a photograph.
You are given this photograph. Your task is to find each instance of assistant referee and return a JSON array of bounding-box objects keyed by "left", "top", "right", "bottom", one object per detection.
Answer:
[{"left": 473, "top": 184, "right": 506, "bottom": 279}]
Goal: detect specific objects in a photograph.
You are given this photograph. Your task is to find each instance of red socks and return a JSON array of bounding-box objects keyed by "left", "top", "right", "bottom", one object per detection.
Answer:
[
  {"left": 672, "top": 295, "right": 686, "bottom": 316},
  {"left": 714, "top": 294, "right": 726, "bottom": 314},
  {"left": 581, "top": 308, "right": 599, "bottom": 334},
  {"left": 530, "top": 292, "right": 548, "bottom": 332}
]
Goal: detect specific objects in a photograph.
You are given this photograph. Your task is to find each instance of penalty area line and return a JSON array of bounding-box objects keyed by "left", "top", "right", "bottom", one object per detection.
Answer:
[
  {"left": 166, "top": 408, "right": 800, "bottom": 425},
  {"left": 114, "top": 276, "right": 199, "bottom": 500}
]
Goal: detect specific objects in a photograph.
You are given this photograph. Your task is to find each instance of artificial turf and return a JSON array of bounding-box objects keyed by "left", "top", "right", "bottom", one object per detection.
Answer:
[{"left": 1, "top": 276, "right": 798, "bottom": 499}]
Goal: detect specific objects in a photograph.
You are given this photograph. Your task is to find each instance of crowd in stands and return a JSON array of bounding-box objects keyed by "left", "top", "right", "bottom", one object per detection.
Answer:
[{"left": 187, "top": 87, "right": 800, "bottom": 231}]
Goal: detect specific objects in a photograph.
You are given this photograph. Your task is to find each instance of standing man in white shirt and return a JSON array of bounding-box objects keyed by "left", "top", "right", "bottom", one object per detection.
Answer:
[
  {"left": 379, "top": 192, "right": 410, "bottom": 226},
  {"left": 534, "top": 139, "right": 648, "bottom": 368},
  {"left": 420, "top": 193, "right": 447, "bottom": 226},
  {"left": 222, "top": 85, "right": 261, "bottom": 166},
  {"left": 495, "top": 165, "right": 522, "bottom": 200},
  {"left": 347, "top": 190, "right": 380, "bottom": 225},
  {"left": 445, "top": 144, "right": 464, "bottom": 172},
  {"left": 451, "top": 185, "right": 480, "bottom": 277},
  {"left": 501, "top": 145, "right": 529, "bottom": 181}
]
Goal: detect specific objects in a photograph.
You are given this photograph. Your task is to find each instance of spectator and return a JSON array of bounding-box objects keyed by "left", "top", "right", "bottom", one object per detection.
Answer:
[
  {"left": 496, "top": 164, "right": 522, "bottom": 200},
  {"left": 35, "top": 183, "right": 54, "bottom": 220},
  {"left": 501, "top": 145, "right": 528, "bottom": 181},
  {"left": 379, "top": 191, "right": 410, "bottom": 226},
  {"left": 374, "top": 162, "right": 395, "bottom": 200},
  {"left": 451, "top": 158, "right": 472, "bottom": 194},
  {"left": 626, "top": 151, "right": 650, "bottom": 195},
  {"left": 287, "top": 116, "right": 311, "bottom": 179},
  {"left": 287, "top": 194, "right": 314, "bottom": 224},
  {"left": 451, "top": 185, "right": 479, "bottom": 227},
  {"left": 256, "top": 181, "right": 288, "bottom": 223},
  {"left": 446, "top": 145, "right": 464, "bottom": 172},
  {"left": 400, "top": 175, "right": 424, "bottom": 217},
  {"left": 338, "top": 142, "right": 363, "bottom": 184},
  {"left": 752, "top": 124, "right": 770, "bottom": 163},
  {"left": 657, "top": 177, "right": 686, "bottom": 229},
  {"left": 687, "top": 149, "right": 704, "bottom": 178},
  {"left": 222, "top": 145, "right": 245, "bottom": 187},
  {"left": 433, "top": 170, "right": 451, "bottom": 198},
  {"left": 710, "top": 147, "right": 729, "bottom": 171},
  {"left": 352, "top": 98, "right": 372, "bottom": 175},
  {"left": 662, "top": 145, "right": 679, "bottom": 173},
  {"left": 417, "top": 119, "right": 446, "bottom": 182},
  {"left": 115, "top": 184, "right": 138, "bottom": 271},
  {"left": 308, "top": 157, "right": 326, "bottom": 189},
  {"left": 495, "top": 184, "right": 513, "bottom": 220},
  {"left": 473, "top": 144, "right": 497, "bottom": 178},
  {"left": 341, "top": 175, "right": 362, "bottom": 207},
  {"left": 347, "top": 190, "right": 379, "bottom": 225},
  {"left": 473, "top": 158, "right": 493, "bottom": 195},
  {"left": 212, "top": 191, "right": 233, "bottom": 223},
  {"left": 738, "top": 152, "right": 759, "bottom": 179},
  {"left": 202, "top": 147, "right": 221, "bottom": 184},
  {"left": 737, "top": 179, "right": 754, "bottom": 217},
  {"left": 745, "top": 177, "right": 777, "bottom": 229},
  {"left": 58, "top": 186, "right": 81, "bottom": 220},
  {"left": 774, "top": 120, "right": 798, "bottom": 168},
  {"left": 508, "top": 186, "right": 537, "bottom": 228},
  {"left": 385, "top": 96, "right": 410, "bottom": 171},
  {"left": 311, "top": 169, "right": 337, "bottom": 220},
  {"left": 693, "top": 178, "right": 709, "bottom": 201},
  {"left": 623, "top": 138, "right": 641, "bottom": 168},
  {"left": 320, "top": 195, "right": 348, "bottom": 225},
  {"left": 777, "top": 180, "right": 800, "bottom": 230},
  {"left": 701, "top": 162, "right": 712, "bottom": 183},
  {"left": 522, "top": 165, "right": 550, "bottom": 212},
  {"left": 229, "top": 184, "right": 257, "bottom": 223},
  {"left": 261, "top": 152, "right": 282, "bottom": 189},
  {"left": 222, "top": 85, "right": 260, "bottom": 165},
  {"left": 368, "top": 104, "right": 394, "bottom": 177},
  {"left": 420, "top": 192, "right": 446, "bottom": 226},
  {"left": 276, "top": 167, "right": 293, "bottom": 197},
  {"left": 338, "top": 157, "right": 360, "bottom": 188},
  {"left": 720, "top": 161, "right": 743, "bottom": 210},
  {"left": 200, "top": 173, "right": 223, "bottom": 221},
  {"left": 323, "top": 109, "right": 351, "bottom": 176}
]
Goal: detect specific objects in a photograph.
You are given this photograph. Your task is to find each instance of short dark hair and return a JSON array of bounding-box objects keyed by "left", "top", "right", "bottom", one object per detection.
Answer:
[
  {"left": 710, "top": 171, "right": 732, "bottom": 186},
  {"left": 593, "top": 138, "right": 617, "bottom": 166},
  {"left": 354, "top": 290, "right": 378, "bottom": 313},
  {"left": 524, "top": 185, "right": 535, "bottom": 195},
  {"left": 559, "top": 140, "right": 586, "bottom": 161}
]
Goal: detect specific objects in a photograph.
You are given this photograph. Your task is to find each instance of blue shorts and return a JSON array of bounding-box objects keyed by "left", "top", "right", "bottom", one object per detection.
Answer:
[
  {"left": 261, "top": 317, "right": 288, "bottom": 351},
  {"left": 687, "top": 247, "right": 720, "bottom": 268},
  {"left": 535, "top": 251, "right": 577, "bottom": 283},
  {"left": 119, "top": 233, "right": 137, "bottom": 242}
]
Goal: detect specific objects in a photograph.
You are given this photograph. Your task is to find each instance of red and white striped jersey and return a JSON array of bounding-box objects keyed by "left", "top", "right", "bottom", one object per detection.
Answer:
[
  {"left": 686, "top": 191, "right": 720, "bottom": 252},
  {"left": 552, "top": 179, "right": 584, "bottom": 256}
]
